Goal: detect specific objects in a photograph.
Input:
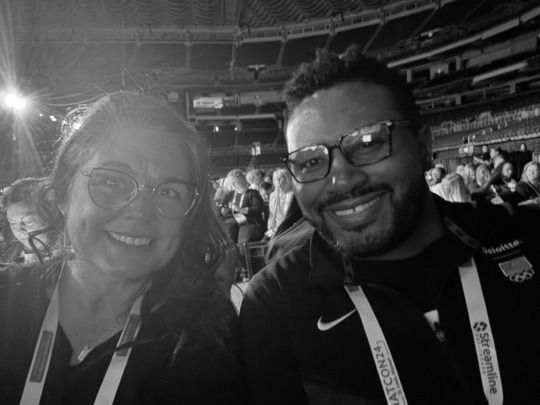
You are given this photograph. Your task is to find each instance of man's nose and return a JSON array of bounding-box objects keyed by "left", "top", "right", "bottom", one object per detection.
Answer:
[{"left": 326, "top": 148, "right": 369, "bottom": 191}]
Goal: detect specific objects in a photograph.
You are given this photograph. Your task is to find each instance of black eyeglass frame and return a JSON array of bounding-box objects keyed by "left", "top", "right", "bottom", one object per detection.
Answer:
[
  {"left": 81, "top": 168, "right": 199, "bottom": 219},
  {"left": 281, "top": 120, "right": 417, "bottom": 184}
]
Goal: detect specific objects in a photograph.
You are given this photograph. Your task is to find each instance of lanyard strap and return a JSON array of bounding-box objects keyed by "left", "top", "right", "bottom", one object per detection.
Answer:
[
  {"left": 345, "top": 285, "right": 408, "bottom": 405},
  {"left": 459, "top": 258, "right": 503, "bottom": 405},
  {"left": 20, "top": 276, "right": 61, "bottom": 404},
  {"left": 344, "top": 259, "right": 503, "bottom": 405},
  {"left": 20, "top": 269, "right": 145, "bottom": 405},
  {"left": 94, "top": 294, "right": 143, "bottom": 405}
]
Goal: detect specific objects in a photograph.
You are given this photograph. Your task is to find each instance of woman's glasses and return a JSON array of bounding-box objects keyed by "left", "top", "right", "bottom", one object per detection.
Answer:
[
  {"left": 281, "top": 120, "right": 416, "bottom": 184},
  {"left": 82, "top": 168, "right": 198, "bottom": 219}
]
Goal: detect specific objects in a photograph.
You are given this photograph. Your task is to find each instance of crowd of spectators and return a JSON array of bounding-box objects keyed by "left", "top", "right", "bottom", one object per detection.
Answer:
[{"left": 427, "top": 144, "right": 540, "bottom": 207}]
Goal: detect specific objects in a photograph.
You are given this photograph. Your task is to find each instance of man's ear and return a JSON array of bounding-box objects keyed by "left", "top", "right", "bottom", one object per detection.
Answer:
[{"left": 416, "top": 125, "right": 433, "bottom": 171}]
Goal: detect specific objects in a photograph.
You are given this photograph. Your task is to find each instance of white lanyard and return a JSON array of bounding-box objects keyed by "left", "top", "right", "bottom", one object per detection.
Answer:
[
  {"left": 459, "top": 258, "right": 503, "bottom": 405},
  {"left": 344, "top": 259, "right": 503, "bottom": 405},
  {"left": 20, "top": 269, "right": 145, "bottom": 405},
  {"left": 345, "top": 285, "right": 408, "bottom": 405}
]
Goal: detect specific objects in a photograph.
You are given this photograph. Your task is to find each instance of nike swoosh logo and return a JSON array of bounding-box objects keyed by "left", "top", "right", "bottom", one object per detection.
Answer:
[{"left": 317, "top": 309, "right": 357, "bottom": 331}]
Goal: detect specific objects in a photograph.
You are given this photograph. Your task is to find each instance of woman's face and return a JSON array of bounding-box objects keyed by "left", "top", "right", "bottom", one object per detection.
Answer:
[
  {"left": 477, "top": 168, "right": 490, "bottom": 185},
  {"left": 6, "top": 201, "right": 50, "bottom": 251},
  {"left": 63, "top": 123, "right": 194, "bottom": 281},
  {"left": 526, "top": 164, "right": 540, "bottom": 183},
  {"left": 275, "top": 173, "right": 291, "bottom": 192}
]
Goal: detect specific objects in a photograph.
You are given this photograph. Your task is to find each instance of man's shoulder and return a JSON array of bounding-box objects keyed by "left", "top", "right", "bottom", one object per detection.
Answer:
[{"left": 249, "top": 242, "right": 311, "bottom": 290}]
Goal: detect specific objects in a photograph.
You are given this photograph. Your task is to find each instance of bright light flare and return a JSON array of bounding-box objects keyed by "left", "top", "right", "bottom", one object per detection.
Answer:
[{"left": 4, "top": 93, "right": 26, "bottom": 110}]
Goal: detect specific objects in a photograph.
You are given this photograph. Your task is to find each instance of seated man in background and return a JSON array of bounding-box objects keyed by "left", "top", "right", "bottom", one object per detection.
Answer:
[{"left": 240, "top": 45, "right": 540, "bottom": 405}]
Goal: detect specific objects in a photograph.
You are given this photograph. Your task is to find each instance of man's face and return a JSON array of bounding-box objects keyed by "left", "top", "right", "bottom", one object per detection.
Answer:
[
  {"left": 286, "top": 82, "right": 430, "bottom": 257},
  {"left": 501, "top": 163, "right": 514, "bottom": 180}
]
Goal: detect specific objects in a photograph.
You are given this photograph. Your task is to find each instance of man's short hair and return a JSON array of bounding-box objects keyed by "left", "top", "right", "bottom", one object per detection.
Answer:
[{"left": 283, "top": 45, "right": 419, "bottom": 125}]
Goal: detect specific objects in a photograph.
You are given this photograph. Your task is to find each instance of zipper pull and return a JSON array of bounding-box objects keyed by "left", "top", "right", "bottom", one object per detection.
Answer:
[{"left": 424, "top": 309, "right": 446, "bottom": 342}]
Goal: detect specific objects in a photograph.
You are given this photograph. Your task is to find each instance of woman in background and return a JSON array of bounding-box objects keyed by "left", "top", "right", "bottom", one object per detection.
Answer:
[
  {"left": 0, "top": 92, "right": 243, "bottom": 404},
  {"left": 265, "top": 169, "right": 294, "bottom": 238},
  {"left": 431, "top": 173, "right": 471, "bottom": 203},
  {"left": 514, "top": 161, "right": 540, "bottom": 205},
  {"left": 0, "top": 177, "right": 55, "bottom": 266}
]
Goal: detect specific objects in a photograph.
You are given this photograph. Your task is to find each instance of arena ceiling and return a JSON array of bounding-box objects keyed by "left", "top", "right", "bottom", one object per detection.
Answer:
[
  {"left": 12, "top": 0, "right": 389, "bottom": 29},
  {"left": 2, "top": 0, "right": 407, "bottom": 106}
]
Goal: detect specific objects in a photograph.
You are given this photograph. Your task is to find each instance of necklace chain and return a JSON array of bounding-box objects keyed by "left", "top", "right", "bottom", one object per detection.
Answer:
[{"left": 77, "top": 312, "right": 128, "bottom": 362}]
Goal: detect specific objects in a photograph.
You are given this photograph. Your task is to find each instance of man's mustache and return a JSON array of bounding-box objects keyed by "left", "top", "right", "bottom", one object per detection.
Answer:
[{"left": 317, "top": 183, "right": 392, "bottom": 212}]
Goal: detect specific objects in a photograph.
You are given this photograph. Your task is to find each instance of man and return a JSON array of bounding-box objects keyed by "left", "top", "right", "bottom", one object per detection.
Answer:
[{"left": 240, "top": 46, "right": 540, "bottom": 405}]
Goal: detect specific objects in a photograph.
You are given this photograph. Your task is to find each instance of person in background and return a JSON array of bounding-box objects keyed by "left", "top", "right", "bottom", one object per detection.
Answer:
[
  {"left": 213, "top": 175, "right": 233, "bottom": 207},
  {"left": 240, "top": 45, "right": 540, "bottom": 405},
  {"left": 514, "top": 161, "right": 540, "bottom": 205},
  {"left": 245, "top": 169, "right": 263, "bottom": 193},
  {"left": 455, "top": 164, "right": 465, "bottom": 178},
  {"left": 428, "top": 166, "right": 445, "bottom": 189},
  {"left": 462, "top": 163, "right": 477, "bottom": 193},
  {"left": 0, "top": 92, "right": 244, "bottom": 404},
  {"left": 473, "top": 144, "right": 491, "bottom": 166},
  {"left": 259, "top": 181, "right": 273, "bottom": 203},
  {"left": 265, "top": 169, "right": 294, "bottom": 239},
  {"left": 488, "top": 161, "right": 517, "bottom": 203},
  {"left": 430, "top": 172, "right": 471, "bottom": 203},
  {"left": 0, "top": 177, "right": 56, "bottom": 266},
  {"left": 223, "top": 169, "right": 266, "bottom": 246}
]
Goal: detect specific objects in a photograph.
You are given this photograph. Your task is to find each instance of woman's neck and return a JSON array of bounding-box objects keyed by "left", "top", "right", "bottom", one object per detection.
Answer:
[{"left": 60, "top": 259, "right": 148, "bottom": 320}]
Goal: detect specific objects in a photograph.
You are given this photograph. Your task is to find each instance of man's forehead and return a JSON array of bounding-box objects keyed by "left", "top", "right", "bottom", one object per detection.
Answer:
[{"left": 286, "top": 83, "right": 399, "bottom": 150}]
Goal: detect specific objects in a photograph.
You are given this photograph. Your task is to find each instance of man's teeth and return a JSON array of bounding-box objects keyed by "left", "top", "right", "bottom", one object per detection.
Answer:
[
  {"left": 109, "top": 232, "right": 151, "bottom": 246},
  {"left": 334, "top": 197, "right": 380, "bottom": 217}
]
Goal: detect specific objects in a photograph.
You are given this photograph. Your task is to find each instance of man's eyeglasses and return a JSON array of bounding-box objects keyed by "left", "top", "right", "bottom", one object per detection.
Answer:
[
  {"left": 281, "top": 120, "right": 417, "bottom": 184},
  {"left": 81, "top": 168, "right": 198, "bottom": 219}
]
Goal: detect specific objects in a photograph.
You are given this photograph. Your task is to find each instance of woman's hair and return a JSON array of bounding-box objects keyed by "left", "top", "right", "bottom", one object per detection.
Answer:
[
  {"left": 272, "top": 168, "right": 293, "bottom": 192},
  {"left": 0, "top": 177, "right": 44, "bottom": 213},
  {"left": 521, "top": 161, "right": 540, "bottom": 183},
  {"left": 226, "top": 169, "right": 248, "bottom": 189},
  {"left": 476, "top": 164, "right": 491, "bottom": 186},
  {"left": 0, "top": 177, "right": 49, "bottom": 245},
  {"left": 245, "top": 169, "right": 263, "bottom": 187},
  {"left": 266, "top": 196, "right": 313, "bottom": 261},
  {"left": 40, "top": 92, "right": 229, "bottom": 309},
  {"left": 438, "top": 173, "right": 471, "bottom": 203}
]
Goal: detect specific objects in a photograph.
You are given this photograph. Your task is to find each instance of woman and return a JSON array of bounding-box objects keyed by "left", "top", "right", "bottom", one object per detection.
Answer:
[
  {"left": 0, "top": 177, "right": 55, "bottom": 266},
  {"left": 222, "top": 169, "right": 266, "bottom": 246},
  {"left": 265, "top": 169, "right": 294, "bottom": 238},
  {"left": 0, "top": 92, "right": 244, "bottom": 404},
  {"left": 514, "top": 161, "right": 540, "bottom": 205},
  {"left": 431, "top": 173, "right": 471, "bottom": 203},
  {"left": 245, "top": 169, "right": 263, "bottom": 193}
]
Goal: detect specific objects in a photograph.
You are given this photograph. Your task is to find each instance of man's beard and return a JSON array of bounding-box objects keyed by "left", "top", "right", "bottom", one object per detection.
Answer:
[{"left": 310, "top": 179, "right": 426, "bottom": 258}]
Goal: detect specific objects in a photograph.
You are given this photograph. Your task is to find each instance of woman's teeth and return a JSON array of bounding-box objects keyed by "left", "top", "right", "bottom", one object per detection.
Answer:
[
  {"left": 109, "top": 232, "right": 151, "bottom": 246},
  {"left": 334, "top": 196, "right": 380, "bottom": 217}
]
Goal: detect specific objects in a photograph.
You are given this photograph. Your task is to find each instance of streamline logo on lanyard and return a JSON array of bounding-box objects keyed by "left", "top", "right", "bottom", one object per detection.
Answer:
[
  {"left": 20, "top": 265, "right": 145, "bottom": 405},
  {"left": 343, "top": 258, "right": 503, "bottom": 405}
]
